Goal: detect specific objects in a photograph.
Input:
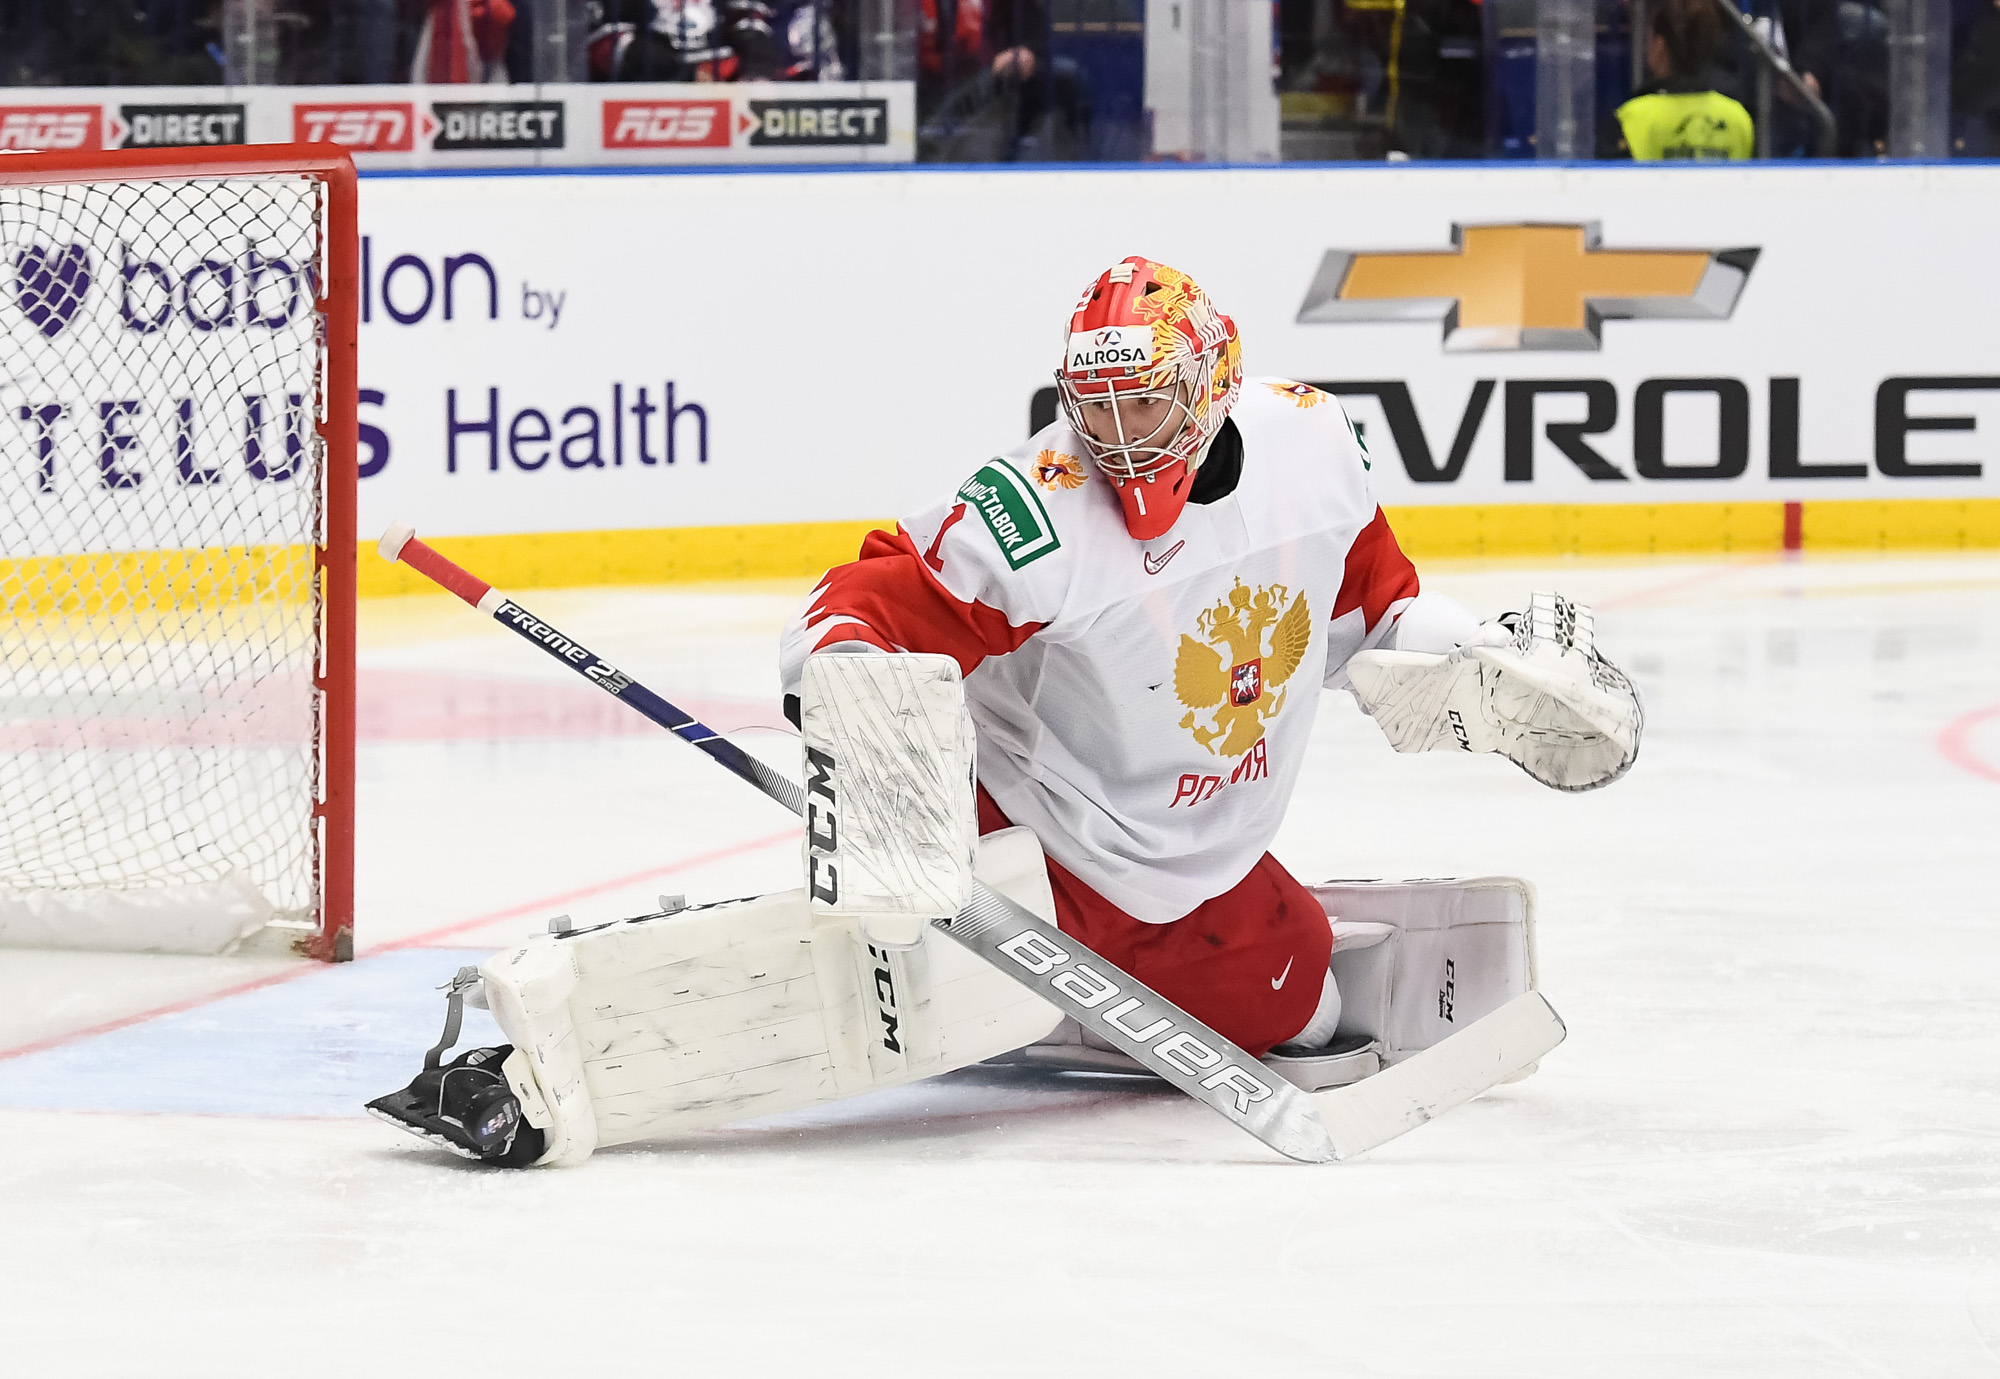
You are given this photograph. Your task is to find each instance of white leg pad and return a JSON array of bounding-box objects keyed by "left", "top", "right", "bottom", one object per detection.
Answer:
[
  {"left": 481, "top": 827, "right": 1063, "bottom": 1166},
  {"left": 1313, "top": 876, "right": 1538, "bottom": 1064},
  {"left": 485, "top": 939, "right": 595, "bottom": 1164}
]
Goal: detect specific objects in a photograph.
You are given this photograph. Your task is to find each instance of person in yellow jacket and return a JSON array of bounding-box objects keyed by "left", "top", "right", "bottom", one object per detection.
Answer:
[{"left": 1599, "top": 0, "right": 1756, "bottom": 159}]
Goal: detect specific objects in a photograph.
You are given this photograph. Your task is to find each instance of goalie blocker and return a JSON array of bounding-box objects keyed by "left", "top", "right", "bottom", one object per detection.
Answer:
[{"left": 797, "top": 652, "right": 979, "bottom": 950}]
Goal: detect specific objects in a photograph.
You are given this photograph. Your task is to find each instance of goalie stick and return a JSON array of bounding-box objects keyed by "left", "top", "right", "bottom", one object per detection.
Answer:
[{"left": 377, "top": 522, "right": 1565, "bottom": 1163}]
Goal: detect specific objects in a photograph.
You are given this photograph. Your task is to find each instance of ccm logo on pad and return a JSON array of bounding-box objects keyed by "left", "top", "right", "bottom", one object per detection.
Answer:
[
  {"left": 604, "top": 100, "right": 731, "bottom": 148},
  {"left": 805, "top": 746, "right": 839, "bottom": 906}
]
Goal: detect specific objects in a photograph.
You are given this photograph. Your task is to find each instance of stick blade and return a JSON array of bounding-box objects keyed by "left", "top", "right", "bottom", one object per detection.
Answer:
[{"left": 1315, "top": 991, "right": 1566, "bottom": 1160}]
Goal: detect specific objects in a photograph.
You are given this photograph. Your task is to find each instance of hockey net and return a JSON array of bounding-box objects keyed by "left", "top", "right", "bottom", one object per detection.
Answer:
[{"left": 0, "top": 146, "right": 356, "bottom": 960}]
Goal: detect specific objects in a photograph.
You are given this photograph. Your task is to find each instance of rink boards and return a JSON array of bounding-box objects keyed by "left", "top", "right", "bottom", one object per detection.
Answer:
[
  {"left": 7, "top": 160, "right": 1999, "bottom": 588},
  {"left": 338, "top": 161, "right": 1997, "bottom": 585}
]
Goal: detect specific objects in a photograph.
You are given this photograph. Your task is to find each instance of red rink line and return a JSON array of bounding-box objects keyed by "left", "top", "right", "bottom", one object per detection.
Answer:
[
  {"left": 1594, "top": 556, "right": 1778, "bottom": 612},
  {"left": 360, "top": 827, "right": 797, "bottom": 955},
  {"left": 0, "top": 671, "right": 787, "bottom": 753},
  {"left": 1938, "top": 704, "right": 2000, "bottom": 784},
  {"left": 0, "top": 828, "right": 798, "bottom": 1063}
]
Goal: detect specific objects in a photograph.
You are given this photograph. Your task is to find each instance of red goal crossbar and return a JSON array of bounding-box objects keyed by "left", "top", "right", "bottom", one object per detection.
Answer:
[{"left": 0, "top": 144, "right": 358, "bottom": 961}]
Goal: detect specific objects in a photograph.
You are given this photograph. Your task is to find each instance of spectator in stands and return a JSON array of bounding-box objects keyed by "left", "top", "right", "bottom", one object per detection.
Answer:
[
  {"left": 919, "top": 0, "right": 1093, "bottom": 160},
  {"left": 1813, "top": 0, "right": 1890, "bottom": 154},
  {"left": 1954, "top": 0, "right": 2000, "bottom": 152},
  {"left": 408, "top": 0, "right": 517, "bottom": 80},
  {"left": 586, "top": 0, "right": 805, "bottom": 80},
  {"left": 0, "top": 0, "right": 223, "bottom": 84},
  {"left": 1599, "top": 0, "right": 1756, "bottom": 157},
  {"left": 1386, "top": 0, "right": 1487, "bottom": 159},
  {"left": 921, "top": 0, "right": 988, "bottom": 108},
  {"left": 1723, "top": 0, "right": 1837, "bottom": 155},
  {"left": 773, "top": 1, "right": 847, "bottom": 79},
  {"left": 336, "top": 0, "right": 403, "bottom": 82},
  {"left": 1772, "top": 0, "right": 1839, "bottom": 108}
]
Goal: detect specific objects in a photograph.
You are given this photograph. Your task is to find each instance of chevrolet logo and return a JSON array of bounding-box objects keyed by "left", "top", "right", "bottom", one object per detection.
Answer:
[{"left": 1297, "top": 223, "right": 1759, "bottom": 352}]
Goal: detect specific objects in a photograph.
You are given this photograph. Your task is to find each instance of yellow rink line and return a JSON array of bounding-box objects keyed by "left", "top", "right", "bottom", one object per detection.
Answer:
[
  {"left": 354, "top": 519, "right": 891, "bottom": 597},
  {"left": 3, "top": 501, "right": 1997, "bottom": 614},
  {"left": 1387, "top": 498, "right": 2000, "bottom": 560},
  {"left": 356, "top": 498, "right": 2000, "bottom": 593},
  {"left": 0, "top": 545, "right": 317, "bottom": 618}
]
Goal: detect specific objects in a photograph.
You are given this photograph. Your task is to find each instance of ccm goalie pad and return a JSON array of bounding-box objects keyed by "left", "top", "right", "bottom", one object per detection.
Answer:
[
  {"left": 470, "top": 827, "right": 1062, "bottom": 1167},
  {"left": 798, "top": 652, "right": 979, "bottom": 949},
  {"left": 995, "top": 877, "right": 1538, "bottom": 1091},
  {"left": 1307, "top": 877, "right": 1538, "bottom": 1067},
  {"left": 1346, "top": 591, "right": 1642, "bottom": 791}
]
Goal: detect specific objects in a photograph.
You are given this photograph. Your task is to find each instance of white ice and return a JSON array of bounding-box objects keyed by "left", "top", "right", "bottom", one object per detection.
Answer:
[{"left": 2, "top": 554, "right": 1997, "bottom": 1378}]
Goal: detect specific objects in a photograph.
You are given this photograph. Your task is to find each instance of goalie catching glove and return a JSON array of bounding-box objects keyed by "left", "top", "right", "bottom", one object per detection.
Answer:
[{"left": 1346, "top": 591, "right": 1642, "bottom": 792}]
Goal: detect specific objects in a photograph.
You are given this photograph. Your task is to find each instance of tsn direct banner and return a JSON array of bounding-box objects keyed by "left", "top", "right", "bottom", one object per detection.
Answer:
[
  {"left": 332, "top": 163, "right": 2000, "bottom": 543},
  {"left": 0, "top": 82, "right": 913, "bottom": 167}
]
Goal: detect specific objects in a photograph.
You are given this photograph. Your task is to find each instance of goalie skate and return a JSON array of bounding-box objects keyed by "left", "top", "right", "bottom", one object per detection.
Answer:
[
  {"left": 366, "top": 965, "right": 548, "bottom": 1166},
  {"left": 366, "top": 1045, "right": 547, "bottom": 1167}
]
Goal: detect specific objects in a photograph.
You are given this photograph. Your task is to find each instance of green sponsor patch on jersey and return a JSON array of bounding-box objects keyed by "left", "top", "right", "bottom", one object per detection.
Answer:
[
  {"left": 1344, "top": 413, "right": 1370, "bottom": 471},
  {"left": 957, "top": 460, "right": 1059, "bottom": 569}
]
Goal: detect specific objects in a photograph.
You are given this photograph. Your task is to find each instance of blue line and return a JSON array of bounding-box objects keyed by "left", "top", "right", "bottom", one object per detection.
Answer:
[
  {"left": 0, "top": 948, "right": 505, "bottom": 1119},
  {"left": 360, "top": 157, "right": 2000, "bottom": 182}
]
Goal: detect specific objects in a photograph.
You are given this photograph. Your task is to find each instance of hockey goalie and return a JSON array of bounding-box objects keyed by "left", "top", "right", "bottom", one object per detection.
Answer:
[{"left": 369, "top": 257, "right": 1641, "bottom": 1166}]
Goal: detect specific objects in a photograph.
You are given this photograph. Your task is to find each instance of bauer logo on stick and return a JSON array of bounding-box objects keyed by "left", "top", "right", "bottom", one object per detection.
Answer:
[{"left": 994, "top": 927, "right": 1279, "bottom": 1115}]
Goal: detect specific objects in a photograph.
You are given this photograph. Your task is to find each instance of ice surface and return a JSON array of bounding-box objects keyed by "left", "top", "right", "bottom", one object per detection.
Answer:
[{"left": 2, "top": 557, "right": 1997, "bottom": 1378}]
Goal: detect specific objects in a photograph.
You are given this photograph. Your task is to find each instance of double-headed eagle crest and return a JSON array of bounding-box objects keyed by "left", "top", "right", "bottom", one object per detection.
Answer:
[
  {"left": 1267, "top": 380, "right": 1327, "bottom": 409},
  {"left": 1174, "top": 578, "right": 1313, "bottom": 758},
  {"left": 1032, "top": 449, "right": 1087, "bottom": 491}
]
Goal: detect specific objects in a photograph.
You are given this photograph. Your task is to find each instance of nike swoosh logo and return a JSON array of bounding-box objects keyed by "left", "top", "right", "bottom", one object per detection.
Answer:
[
  {"left": 1271, "top": 956, "right": 1294, "bottom": 990},
  {"left": 1142, "top": 540, "right": 1185, "bottom": 576}
]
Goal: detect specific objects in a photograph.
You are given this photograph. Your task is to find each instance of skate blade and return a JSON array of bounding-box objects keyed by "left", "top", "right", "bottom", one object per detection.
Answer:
[{"left": 364, "top": 1096, "right": 485, "bottom": 1162}]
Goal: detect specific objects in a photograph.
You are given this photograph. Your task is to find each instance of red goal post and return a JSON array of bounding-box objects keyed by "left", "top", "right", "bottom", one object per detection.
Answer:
[{"left": 0, "top": 144, "right": 356, "bottom": 962}]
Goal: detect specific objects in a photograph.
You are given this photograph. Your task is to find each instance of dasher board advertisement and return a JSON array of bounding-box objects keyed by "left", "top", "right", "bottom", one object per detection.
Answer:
[
  {"left": 3, "top": 164, "right": 1995, "bottom": 551},
  {"left": 0, "top": 82, "right": 915, "bottom": 167}
]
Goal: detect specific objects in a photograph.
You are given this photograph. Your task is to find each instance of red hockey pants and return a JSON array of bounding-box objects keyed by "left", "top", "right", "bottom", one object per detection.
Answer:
[{"left": 977, "top": 788, "right": 1332, "bottom": 1057}]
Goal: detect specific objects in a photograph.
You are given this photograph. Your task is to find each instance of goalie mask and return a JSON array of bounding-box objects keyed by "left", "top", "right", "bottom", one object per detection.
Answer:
[{"left": 1055, "top": 256, "right": 1242, "bottom": 541}]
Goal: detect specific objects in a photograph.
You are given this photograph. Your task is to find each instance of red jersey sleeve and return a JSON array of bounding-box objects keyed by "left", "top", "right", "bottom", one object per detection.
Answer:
[
  {"left": 792, "top": 524, "right": 1044, "bottom": 675},
  {"left": 1323, "top": 506, "right": 1420, "bottom": 681}
]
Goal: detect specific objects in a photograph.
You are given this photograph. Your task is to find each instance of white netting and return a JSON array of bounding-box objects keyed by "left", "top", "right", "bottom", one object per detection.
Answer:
[{"left": 0, "top": 174, "right": 327, "bottom": 954}]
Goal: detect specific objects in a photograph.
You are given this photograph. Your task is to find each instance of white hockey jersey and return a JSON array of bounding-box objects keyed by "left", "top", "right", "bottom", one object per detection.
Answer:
[{"left": 779, "top": 380, "right": 1419, "bottom": 923}]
